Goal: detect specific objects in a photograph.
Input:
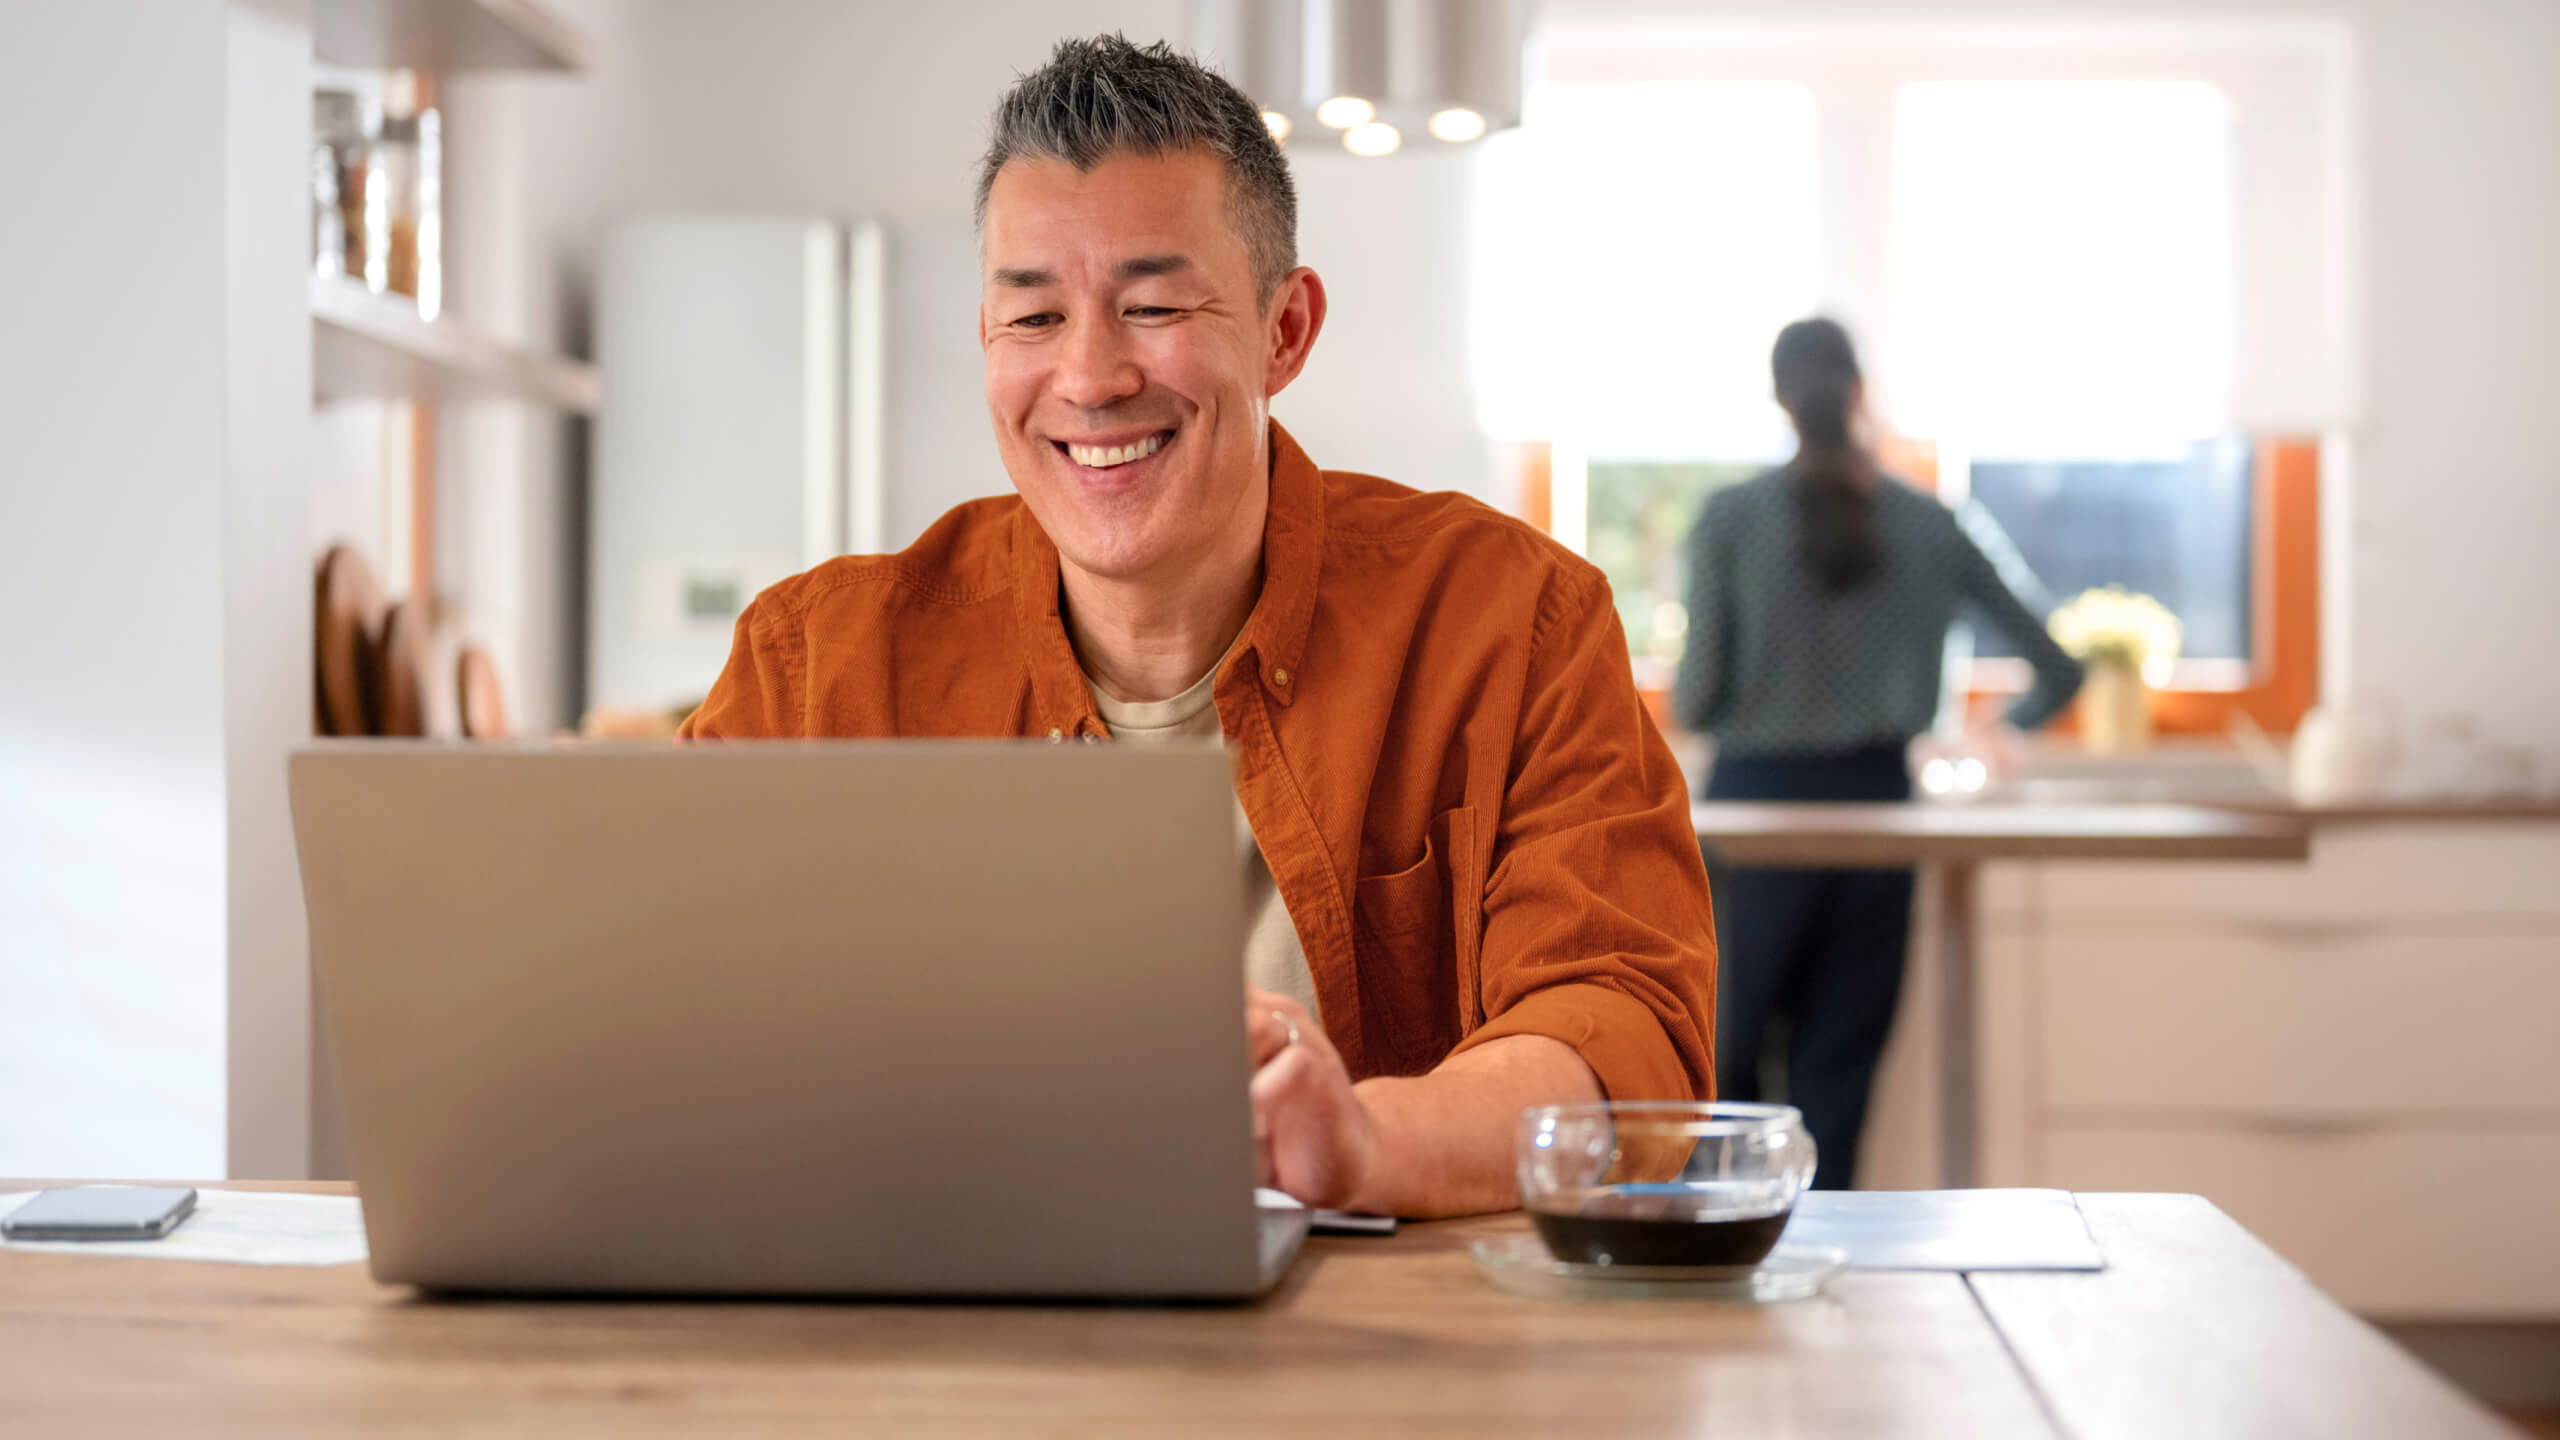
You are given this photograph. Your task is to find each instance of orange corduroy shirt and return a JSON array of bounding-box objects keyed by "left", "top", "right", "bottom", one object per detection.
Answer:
[{"left": 679, "top": 424, "right": 1717, "bottom": 1103}]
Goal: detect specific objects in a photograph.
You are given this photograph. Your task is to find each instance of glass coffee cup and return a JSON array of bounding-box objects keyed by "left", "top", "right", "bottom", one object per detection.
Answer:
[{"left": 1517, "top": 1102, "right": 1818, "bottom": 1268}]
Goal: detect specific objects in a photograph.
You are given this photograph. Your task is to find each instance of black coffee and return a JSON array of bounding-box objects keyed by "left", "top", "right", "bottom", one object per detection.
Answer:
[{"left": 1529, "top": 1189, "right": 1792, "bottom": 1268}]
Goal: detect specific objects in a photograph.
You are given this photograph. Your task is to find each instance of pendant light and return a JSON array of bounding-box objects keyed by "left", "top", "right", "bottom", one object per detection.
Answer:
[{"left": 1188, "top": 0, "right": 1530, "bottom": 157}]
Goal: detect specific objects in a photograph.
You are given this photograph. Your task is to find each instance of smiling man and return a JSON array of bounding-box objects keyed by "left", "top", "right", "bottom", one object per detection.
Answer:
[{"left": 680, "top": 35, "right": 1717, "bottom": 1217}]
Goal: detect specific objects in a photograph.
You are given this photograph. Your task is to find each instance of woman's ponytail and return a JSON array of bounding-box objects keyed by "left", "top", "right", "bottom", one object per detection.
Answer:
[{"left": 1771, "top": 318, "right": 1881, "bottom": 594}]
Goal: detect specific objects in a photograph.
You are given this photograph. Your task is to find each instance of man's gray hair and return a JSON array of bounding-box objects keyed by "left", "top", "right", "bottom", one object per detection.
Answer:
[{"left": 976, "top": 34, "right": 1298, "bottom": 304}]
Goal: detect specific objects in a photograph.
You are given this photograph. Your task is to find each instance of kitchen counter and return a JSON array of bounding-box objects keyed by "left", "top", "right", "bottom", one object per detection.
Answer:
[
  {"left": 1690, "top": 799, "right": 2311, "bottom": 867},
  {"left": 1691, "top": 799, "right": 2313, "bottom": 1188}
]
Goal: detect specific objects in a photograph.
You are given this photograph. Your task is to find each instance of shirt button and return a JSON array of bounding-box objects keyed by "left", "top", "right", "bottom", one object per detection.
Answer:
[{"left": 1272, "top": 667, "right": 1291, "bottom": 687}]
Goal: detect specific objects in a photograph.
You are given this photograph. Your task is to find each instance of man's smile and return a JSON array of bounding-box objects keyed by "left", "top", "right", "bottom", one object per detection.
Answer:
[{"left": 1051, "top": 425, "right": 1179, "bottom": 483}]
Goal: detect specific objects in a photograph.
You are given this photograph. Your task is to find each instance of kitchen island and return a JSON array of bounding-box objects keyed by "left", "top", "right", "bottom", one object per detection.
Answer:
[{"left": 1691, "top": 800, "right": 2313, "bottom": 1188}]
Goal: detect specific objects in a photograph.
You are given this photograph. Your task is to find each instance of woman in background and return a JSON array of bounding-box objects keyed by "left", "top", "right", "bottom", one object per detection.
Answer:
[{"left": 1673, "top": 318, "right": 2082, "bottom": 1188}]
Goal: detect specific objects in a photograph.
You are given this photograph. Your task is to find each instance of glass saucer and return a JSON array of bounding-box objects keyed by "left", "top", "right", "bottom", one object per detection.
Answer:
[{"left": 1470, "top": 1233, "right": 1848, "bottom": 1303}]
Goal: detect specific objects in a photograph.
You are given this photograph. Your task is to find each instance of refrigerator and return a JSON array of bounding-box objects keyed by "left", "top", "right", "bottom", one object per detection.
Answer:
[{"left": 587, "top": 216, "right": 887, "bottom": 713}]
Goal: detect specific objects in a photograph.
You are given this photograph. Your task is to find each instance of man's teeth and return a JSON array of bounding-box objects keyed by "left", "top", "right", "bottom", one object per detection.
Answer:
[{"left": 1066, "top": 433, "right": 1167, "bottom": 469}]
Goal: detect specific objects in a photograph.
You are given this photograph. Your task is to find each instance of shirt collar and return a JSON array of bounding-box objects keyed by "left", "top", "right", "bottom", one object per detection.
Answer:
[
  {"left": 1010, "top": 420, "right": 1328, "bottom": 734},
  {"left": 1236, "top": 420, "right": 1323, "bottom": 708}
]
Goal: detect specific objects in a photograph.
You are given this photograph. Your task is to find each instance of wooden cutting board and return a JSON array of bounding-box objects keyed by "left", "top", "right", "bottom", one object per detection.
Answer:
[
  {"left": 314, "top": 544, "right": 384, "bottom": 737},
  {"left": 375, "top": 599, "right": 431, "bottom": 738}
]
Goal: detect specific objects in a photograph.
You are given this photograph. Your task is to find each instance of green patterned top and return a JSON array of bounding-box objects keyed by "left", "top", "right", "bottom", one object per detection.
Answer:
[{"left": 1673, "top": 469, "right": 2084, "bottom": 757}]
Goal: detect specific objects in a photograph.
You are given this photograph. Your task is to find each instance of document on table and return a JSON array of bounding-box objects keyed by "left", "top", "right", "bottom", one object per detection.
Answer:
[
  {"left": 1779, "top": 1188, "right": 2105, "bottom": 1271},
  {"left": 0, "top": 1188, "right": 368, "bottom": 1267}
]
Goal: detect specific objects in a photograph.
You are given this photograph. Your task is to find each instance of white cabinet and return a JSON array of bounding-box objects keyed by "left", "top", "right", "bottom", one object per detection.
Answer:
[
  {"left": 2041, "top": 1127, "right": 2560, "bottom": 1317},
  {"left": 1979, "top": 821, "right": 2560, "bottom": 1318}
]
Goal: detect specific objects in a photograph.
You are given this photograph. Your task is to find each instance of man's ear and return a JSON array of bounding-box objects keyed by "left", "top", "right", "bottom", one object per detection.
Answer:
[
  {"left": 976, "top": 299, "right": 992, "bottom": 352},
  {"left": 1261, "top": 267, "right": 1328, "bottom": 398}
]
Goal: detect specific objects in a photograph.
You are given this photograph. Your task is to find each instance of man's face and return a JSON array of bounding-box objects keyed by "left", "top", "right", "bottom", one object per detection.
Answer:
[{"left": 980, "top": 149, "right": 1310, "bottom": 585}]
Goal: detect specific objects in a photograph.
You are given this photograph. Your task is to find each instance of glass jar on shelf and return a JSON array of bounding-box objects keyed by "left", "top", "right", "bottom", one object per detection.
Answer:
[
  {"left": 319, "top": 70, "right": 440, "bottom": 316},
  {"left": 312, "top": 89, "right": 363, "bottom": 280}
]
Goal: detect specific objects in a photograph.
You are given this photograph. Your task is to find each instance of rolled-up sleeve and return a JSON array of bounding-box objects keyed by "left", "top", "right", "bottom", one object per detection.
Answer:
[{"left": 1450, "top": 567, "right": 1718, "bottom": 1102}]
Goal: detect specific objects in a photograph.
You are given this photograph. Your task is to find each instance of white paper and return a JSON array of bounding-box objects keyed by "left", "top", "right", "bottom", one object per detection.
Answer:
[
  {"left": 0, "top": 1187, "right": 369, "bottom": 1268},
  {"left": 1778, "top": 1188, "right": 2105, "bottom": 1271}
]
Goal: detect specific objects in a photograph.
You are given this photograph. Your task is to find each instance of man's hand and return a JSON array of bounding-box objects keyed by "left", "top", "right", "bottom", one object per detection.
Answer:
[
  {"left": 1245, "top": 988, "right": 1378, "bottom": 1209},
  {"left": 1245, "top": 988, "right": 1606, "bottom": 1218}
]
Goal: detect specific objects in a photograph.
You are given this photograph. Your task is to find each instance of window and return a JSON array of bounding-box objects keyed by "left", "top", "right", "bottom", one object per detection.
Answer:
[
  {"left": 1967, "top": 437, "right": 2321, "bottom": 733},
  {"left": 1890, "top": 82, "right": 2291, "bottom": 712},
  {"left": 1962, "top": 436, "right": 2254, "bottom": 675},
  {"left": 1583, "top": 461, "right": 1759, "bottom": 678},
  {"left": 1472, "top": 82, "right": 1819, "bottom": 458},
  {"left": 1888, "top": 82, "right": 2232, "bottom": 454}
]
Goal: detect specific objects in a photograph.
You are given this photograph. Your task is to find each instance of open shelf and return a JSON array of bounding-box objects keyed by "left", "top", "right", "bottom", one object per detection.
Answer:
[
  {"left": 314, "top": 0, "right": 593, "bottom": 73},
  {"left": 312, "top": 274, "right": 600, "bottom": 415}
]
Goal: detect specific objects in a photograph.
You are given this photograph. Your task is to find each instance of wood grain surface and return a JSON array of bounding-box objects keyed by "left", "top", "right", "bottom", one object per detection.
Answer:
[
  {"left": 0, "top": 1184, "right": 2500, "bottom": 1438},
  {"left": 1974, "top": 1194, "right": 2518, "bottom": 1440},
  {"left": 0, "top": 1182, "right": 2042, "bottom": 1437}
]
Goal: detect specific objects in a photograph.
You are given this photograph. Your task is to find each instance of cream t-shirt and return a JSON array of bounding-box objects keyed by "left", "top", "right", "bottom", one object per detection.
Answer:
[{"left": 1085, "top": 661, "right": 1322, "bottom": 1025}]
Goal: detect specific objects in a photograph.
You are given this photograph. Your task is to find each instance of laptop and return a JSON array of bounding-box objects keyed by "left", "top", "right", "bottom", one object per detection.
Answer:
[{"left": 288, "top": 740, "right": 1307, "bottom": 1299}]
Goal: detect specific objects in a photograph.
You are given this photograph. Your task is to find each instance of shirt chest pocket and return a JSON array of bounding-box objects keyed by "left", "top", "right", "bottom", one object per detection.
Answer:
[{"left": 1350, "top": 806, "right": 1483, "bottom": 1073}]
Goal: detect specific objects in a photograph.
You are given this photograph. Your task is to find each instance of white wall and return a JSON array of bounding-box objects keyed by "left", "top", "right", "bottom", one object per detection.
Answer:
[
  {"left": 0, "top": 0, "right": 313, "bottom": 1179},
  {"left": 223, "top": 0, "right": 321, "bottom": 1181},
  {"left": 1280, "top": 148, "right": 1491, "bottom": 494},
  {"left": 2344, "top": 0, "right": 2560, "bottom": 746},
  {"left": 0, "top": 2, "right": 229, "bottom": 1178}
]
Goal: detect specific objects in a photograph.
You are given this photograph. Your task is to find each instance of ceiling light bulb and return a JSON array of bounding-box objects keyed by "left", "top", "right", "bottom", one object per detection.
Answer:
[
  {"left": 1316, "top": 96, "right": 1375, "bottom": 129},
  {"left": 1260, "top": 109, "right": 1292, "bottom": 143},
  {"left": 1428, "top": 107, "right": 1487, "bottom": 143},
  {"left": 1342, "top": 120, "right": 1401, "bottom": 157}
]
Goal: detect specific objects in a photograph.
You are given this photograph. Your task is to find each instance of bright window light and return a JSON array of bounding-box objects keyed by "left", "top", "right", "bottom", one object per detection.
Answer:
[
  {"left": 1472, "top": 83, "right": 1821, "bottom": 457},
  {"left": 1888, "top": 82, "right": 2232, "bottom": 457}
]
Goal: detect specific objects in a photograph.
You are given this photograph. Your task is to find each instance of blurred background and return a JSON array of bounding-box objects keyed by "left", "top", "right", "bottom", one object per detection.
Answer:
[{"left": 1, "top": 0, "right": 2554, "bottom": 1417}]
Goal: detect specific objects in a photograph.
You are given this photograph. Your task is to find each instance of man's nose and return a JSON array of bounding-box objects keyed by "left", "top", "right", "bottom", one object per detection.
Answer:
[{"left": 1051, "top": 314, "right": 1144, "bottom": 411}]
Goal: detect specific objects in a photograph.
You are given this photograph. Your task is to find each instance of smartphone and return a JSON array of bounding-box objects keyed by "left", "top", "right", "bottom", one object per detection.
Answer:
[{"left": 2, "top": 1186, "right": 198, "bottom": 1241}]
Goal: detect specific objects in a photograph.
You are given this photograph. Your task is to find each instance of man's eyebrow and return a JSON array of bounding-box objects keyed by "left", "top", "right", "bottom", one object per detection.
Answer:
[{"left": 991, "top": 255, "right": 1192, "bottom": 288}]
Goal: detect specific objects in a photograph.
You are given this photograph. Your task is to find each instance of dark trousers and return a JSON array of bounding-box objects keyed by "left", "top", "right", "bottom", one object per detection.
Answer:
[{"left": 1706, "top": 747, "right": 1915, "bottom": 1191}]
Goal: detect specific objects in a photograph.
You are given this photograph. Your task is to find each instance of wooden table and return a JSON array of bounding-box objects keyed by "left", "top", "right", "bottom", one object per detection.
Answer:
[
  {"left": 0, "top": 1184, "right": 2508, "bottom": 1437},
  {"left": 1692, "top": 803, "right": 2312, "bottom": 1186}
]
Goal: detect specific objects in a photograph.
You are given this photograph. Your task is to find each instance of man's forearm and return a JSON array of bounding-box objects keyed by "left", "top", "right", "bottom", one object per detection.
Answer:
[{"left": 1349, "top": 1033, "right": 1603, "bottom": 1218}]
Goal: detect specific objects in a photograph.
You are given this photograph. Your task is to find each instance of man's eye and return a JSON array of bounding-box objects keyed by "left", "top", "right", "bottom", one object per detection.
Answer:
[
  {"left": 1012, "top": 312, "right": 1061, "bottom": 330},
  {"left": 1127, "top": 306, "right": 1179, "bottom": 319}
]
